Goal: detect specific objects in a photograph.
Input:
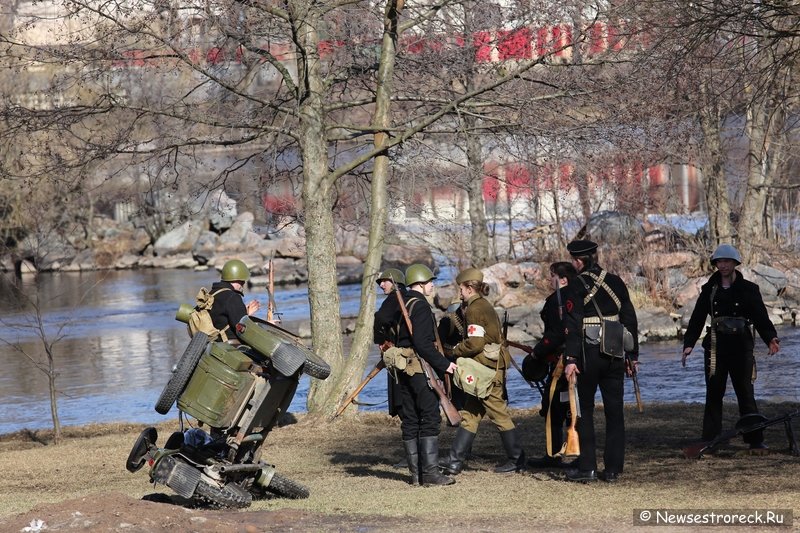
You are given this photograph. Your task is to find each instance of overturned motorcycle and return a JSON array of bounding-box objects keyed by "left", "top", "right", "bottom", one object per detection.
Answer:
[{"left": 126, "top": 316, "right": 331, "bottom": 508}]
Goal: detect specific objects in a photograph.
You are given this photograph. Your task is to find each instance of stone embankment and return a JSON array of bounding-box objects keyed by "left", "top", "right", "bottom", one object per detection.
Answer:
[{"left": 4, "top": 210, "right": 798, "bottom": 346}]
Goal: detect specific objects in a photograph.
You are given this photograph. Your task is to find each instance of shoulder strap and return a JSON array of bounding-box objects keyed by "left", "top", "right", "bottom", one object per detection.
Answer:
[
  {"left": 578, "top": 275, "right": 606, "bottom": 319},
  {"left": 211, "top": 288, "right": 231, "bottom": 297},
  {"left": 581, "top": 270, "right": 621, "bottom": 311}
]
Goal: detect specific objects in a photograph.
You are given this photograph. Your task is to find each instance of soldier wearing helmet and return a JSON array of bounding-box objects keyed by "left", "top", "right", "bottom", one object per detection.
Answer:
[
  {"left": 208, "top": 259, "right": 260, "bottom": 337},
  {"left": 682, "top": 244, "right": 780, "bottom": 450},
  {"left": 441, "top": 267, "right": 527, "bottom": 475},
  {"left": 388, "top": 263, "right": 457, "bottom": 486},
  {"left": 373, "top": 267, "right": 407, "bottom": 422}
]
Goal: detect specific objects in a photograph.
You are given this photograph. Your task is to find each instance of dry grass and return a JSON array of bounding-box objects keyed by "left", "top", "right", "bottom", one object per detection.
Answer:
[{"left": 1, "top": 403, "right": 799, "bottom": 529}]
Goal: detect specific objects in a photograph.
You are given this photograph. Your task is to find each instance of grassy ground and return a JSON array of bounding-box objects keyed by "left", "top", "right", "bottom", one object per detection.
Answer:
[{"left": 1, "top": 402, "right": 798, "bottom": 530}]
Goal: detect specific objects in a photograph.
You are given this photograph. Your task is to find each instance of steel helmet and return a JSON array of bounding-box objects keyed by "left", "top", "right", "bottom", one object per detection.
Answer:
[
  {"left": 456, "top": 267, "right": 483, "bottom": 285},
  {"left": 405, "top": 264, "right": 436, "bottom": 286},
  {"left": 376, "top": 268, "right": 405, "bottom": 286},
  {"left": 221, "top": 259, "right": 251, "bottom": 282},
  {"left": 710, "top": 244, "right": 742, "bottom": 265}
]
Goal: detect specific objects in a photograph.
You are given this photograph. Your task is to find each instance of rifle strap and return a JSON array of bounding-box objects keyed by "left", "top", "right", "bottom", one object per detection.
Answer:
[{"left": 545, "top": 356, "right": 565, "bottom": 457}]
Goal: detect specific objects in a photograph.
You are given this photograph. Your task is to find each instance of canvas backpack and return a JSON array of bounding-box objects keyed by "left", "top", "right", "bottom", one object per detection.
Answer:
[{"left": 187, "top": 287, "right": 231, "bottom": 341}]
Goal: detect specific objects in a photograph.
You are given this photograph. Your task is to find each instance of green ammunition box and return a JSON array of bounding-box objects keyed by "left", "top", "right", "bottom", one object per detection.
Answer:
[{"left": 178, "top": 342, "right": 255, "bottom": 428}]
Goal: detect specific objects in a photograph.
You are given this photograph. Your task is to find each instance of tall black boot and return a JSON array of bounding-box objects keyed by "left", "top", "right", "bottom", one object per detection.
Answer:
[
  {"left": 419, "top": 436, "right": 455, "bottom": 486},
  {"left": 440, "top": 427, "right": 476, "bottom": 475},
  {"left": 403, "top": 439, "right": 420, "bottom": 485},
  {"left": 494, "top": 428, "right": 526, "bottom": 473}
]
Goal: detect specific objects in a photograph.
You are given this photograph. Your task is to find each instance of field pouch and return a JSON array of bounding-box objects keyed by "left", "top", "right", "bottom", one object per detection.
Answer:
[
  {"left": 713, "top": 317, "right": 750, "bottom": 336},
  {"left": 600, "top": 320, "right": 625, "bottom": 358},
  {"left": 453, "top": 357, "right": 496, "bottom": 399},
  {"left": 623, "top": 327, "right": 635, "bottom": 352},
  {"left": 482, "top": 342, "right": 503, "bottom": 361},
  {"left": 382, "top": 346, "right": 412, "bottom": 373}
]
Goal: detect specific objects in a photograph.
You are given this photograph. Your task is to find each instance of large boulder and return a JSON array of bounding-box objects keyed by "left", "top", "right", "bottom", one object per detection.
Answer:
[
  {"left": 581, "top": 210, "right": 644, "bottom": 244},
  {"left": 741, "top": 264, "right": 787, "bottom": 303},
  {"left": 154, "top": 220, "right": 206, "bottom": 256},
  {"left": 218, "top": 212, "right": 256, "bottom": 248},
  {"left": 636, "top": 306, "right": 681, "bottom": 341}
]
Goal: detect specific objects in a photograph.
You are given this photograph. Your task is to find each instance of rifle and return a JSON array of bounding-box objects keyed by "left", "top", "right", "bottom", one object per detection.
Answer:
[
  {"left": 561, "top": 372, "right": 580, "bottom": 458},
  {"left": 683, "top": 410, "right": 800, "bottom": 459},
  {"left": 502, "top": 311, "right": 544, "bottom": 397},
  {"left": 267, "top": 259, "right": 275, "bottom": 322},
  {"left": 395, "top": 289, "right": 462, "bottom": 427},
  {"left": 332, "top": 359, "right": 386, "bottom": 419},
  {"left": 626, "top": 354, "right": 643, "bottom": 413}
]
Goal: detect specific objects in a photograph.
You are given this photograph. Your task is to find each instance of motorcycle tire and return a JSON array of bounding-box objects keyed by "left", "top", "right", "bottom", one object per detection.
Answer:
[
  {"left": 125, "top": 427, "right": 158, "bottom": 473},
  {"left": 302, "top": 350, "right": 331, "bottom": 380},
  {"left": 154, "top": 332, "right": 209, "bottom": 415},
  {"left": 265, "top": 472, "right": 310, "bottom": 499},
  {"left": 194, "top": 478, "right": 252, "bottom": 509}
]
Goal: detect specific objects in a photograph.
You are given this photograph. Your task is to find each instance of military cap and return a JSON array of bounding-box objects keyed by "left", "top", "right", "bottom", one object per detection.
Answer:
[
  {"left": 456, "top": 267, "right": 483, "bottom": 285},
  {"left": 567, "top": 239, "right": 598, "bottom": 257}
]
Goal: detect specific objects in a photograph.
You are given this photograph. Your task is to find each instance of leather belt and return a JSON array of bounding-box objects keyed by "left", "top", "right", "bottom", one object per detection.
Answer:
[{"left": 583, "top": 315, "right": 619, "bottom": 325}]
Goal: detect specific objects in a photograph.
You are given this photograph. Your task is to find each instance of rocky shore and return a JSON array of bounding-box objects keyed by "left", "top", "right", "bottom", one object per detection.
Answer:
[{"left": 5, "top": 210, "right": 799, "bottom": 346}]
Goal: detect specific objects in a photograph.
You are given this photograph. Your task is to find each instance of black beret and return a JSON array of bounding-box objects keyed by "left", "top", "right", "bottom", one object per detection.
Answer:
[{"left": 567, "top": 239, "right": 598, "bottom": 256}]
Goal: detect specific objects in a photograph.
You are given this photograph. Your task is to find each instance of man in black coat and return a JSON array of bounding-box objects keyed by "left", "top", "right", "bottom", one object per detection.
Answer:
[
  {"left": 562, "top": 240, "right": 639, "bottom": 483},
  {"left": 373, "top": 268, "right": 407, "bottom": 418},
  {"left": 392, "top": 264, "right": 457, "bottom": 486},
  {"left": 208, "top": 259, "right": 260, "bottom": 338},
  {"left": 682, "top": 244, "right": 780, "bottom": 449}
]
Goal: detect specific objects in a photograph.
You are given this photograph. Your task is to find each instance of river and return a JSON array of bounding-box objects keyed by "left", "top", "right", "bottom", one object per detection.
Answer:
[{"left": 0, "top": 269, "right": 798, "bottom": 435}]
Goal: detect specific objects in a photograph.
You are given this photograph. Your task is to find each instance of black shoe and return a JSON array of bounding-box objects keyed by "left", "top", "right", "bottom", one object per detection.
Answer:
[
  {"left": 527, "top": 455, "right": 562, "bottom": 469},
  {"left": 749, "top": 442, "right": 769, "bottom": 455},
  {"left": 601, "top": 471, "right": 620, "bottom": 483},
  {"left": 565, "top": 468, "right": 597, "bottom": 482}
]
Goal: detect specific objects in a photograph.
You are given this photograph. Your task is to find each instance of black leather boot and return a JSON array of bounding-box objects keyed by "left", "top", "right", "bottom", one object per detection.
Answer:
[
  {"left": 494, "top": 428, "right": 526, "bottom": 473},
  {"left": 419, "top": 436, "right": 455, "bottom": 486},
  {"left": 403, "top": 439, "right": 420, "bottom": 485},
  {"left": 440, "top": 427, "right": 476, "bottom": 475}
]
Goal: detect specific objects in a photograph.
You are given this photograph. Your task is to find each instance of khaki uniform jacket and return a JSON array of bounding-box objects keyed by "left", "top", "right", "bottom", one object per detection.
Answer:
[{"left": 452, "top": 294, "right": 508, "bottom": 369}]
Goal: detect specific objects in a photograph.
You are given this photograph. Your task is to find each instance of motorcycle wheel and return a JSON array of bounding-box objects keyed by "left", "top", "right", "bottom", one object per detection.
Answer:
[
  {"left": 301, "top": 350, "right": 331, "bottom": 380},
  {"left": 194, "top": 479, "right": 252, "bottom": 509},
  {"left": 125, "top": 427, "right": 158, "bottom": 473},
  {"left": 154, "top": 332, "right": 209, "bottom": 415},
  {"left": 265, "top": 472, "right": 310, "bottom": 499}
]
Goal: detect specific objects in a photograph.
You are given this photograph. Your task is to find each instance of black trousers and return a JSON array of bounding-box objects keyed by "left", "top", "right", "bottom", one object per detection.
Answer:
[
  {"left": 542, "top": 374, "right": 568, "bottom": 453},
  {"left": 575, "top": 344, "right": 625, "bottom": 474},
  {"left": 702, "top": 345, "right": 761, "bottom": 443},
  {"left": 399, "top": 372, "right": 441, "bottom": 441}
]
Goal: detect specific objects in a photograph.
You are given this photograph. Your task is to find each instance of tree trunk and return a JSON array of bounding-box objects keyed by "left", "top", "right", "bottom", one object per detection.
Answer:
[
  {"left": 698, "top": 84, "right": 732, "bottom": 247},
  {"left": 465, "top": 114, "right": 489, "bottom": 268},
  {"left": 48, "top": 358, "right": 61, "bottom": 444},
  {"left": 329, "top": 0, "right": 401, "bottom": 417},
  {"left": 291, "top": 6, "right": 346, "bottom": 415},
  {"left": 739, "top": 96, "right": 781, "bottom": 263}
]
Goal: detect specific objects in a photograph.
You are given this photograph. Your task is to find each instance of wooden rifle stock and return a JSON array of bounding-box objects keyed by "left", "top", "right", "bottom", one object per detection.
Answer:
[
  {"left": 563, "top": 372, "right": 580, "bottom": 458},
  {"left": 395, "top": 289, "right": 462, "bottom": 427},
  {"left": 332, "top": 359, "right": 385, "bottom": 419}
]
